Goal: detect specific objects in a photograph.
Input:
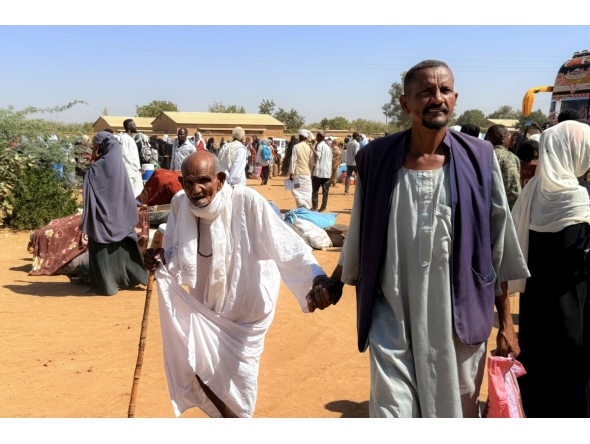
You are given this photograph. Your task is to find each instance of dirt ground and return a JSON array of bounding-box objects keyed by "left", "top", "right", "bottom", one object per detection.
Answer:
[{"left": 0, "top": 174, "right": 519, "bottom": 418}]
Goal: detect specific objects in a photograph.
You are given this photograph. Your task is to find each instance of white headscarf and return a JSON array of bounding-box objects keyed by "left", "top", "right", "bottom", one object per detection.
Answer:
[
  {"left": 530, "top": 134, "right": 541, "bottom": 142},
  {"left": 298, "top": 129, "right": 308, "bottom": 138},
  {"left": 509, "top": 120, "right": 590, "bottom": 292},
  {"left": 167, "top": 183, "right": 234, "bottom": 312}
]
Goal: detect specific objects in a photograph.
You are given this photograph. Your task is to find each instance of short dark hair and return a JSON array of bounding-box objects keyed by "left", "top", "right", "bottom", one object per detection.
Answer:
[
  {"left": 404, "top": 60, "right": 450, "bottom": 95},
  {"left": 485, "top": 124, "right": 509, "bottom": 146},
  {"left": 558, "top": 109, "right": 582, "bottom": 123},
  {"left": 460, "top": 124, "right": 480, "bottom": 137},
  {"left": 352, "top": 132, "right": 360, "bottom": 139},
  {"left": 520, "top": 139, "right": 538, "bottom": 163},
  {"left": 123, "top": 119, "right": 134, "bottom": 130},
  {"left": 178, "top": 127, "right": 188, "bottom": 134}
]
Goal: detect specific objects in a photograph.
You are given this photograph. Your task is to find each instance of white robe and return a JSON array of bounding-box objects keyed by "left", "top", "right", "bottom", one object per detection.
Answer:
[
  {"left": 120, "top": 133, "right": 144, "bottom": 197},
  {"left": 157, "top": 187, "right": 325, "bottom": 417}
]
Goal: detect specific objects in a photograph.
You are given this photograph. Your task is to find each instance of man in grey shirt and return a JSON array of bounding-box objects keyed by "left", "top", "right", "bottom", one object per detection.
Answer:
[{"left": 345, "top": 132, "right": 361, "bottom": 195}]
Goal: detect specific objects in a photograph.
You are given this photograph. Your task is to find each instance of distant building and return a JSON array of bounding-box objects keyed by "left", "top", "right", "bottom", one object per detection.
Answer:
[
  {"left": 92, "top": 116, "right": 155, "bottom": 134},
  {"left": 151, "top": 112, "right": 285, "bottom": 138},
  {"left": 485, "top": 119, "right": 519, "bottom": 130}
]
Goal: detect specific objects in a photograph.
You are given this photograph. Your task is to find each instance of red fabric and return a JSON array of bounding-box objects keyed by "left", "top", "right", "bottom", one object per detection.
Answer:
[
  {"left": 136, "top": 169, "right": 183, "bottom": 206},
  {"left": 521, "top": 161, "right": 538, "bottom": 188},
  {"left": 196, "top": 140, "right": 205, "bottom": 151},
  {"left": 29, "top": 206, "right": 149, "bottom": 276}
]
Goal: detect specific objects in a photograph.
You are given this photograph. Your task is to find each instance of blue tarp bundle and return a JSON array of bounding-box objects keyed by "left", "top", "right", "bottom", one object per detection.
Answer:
[
  {"left": 268, "top": 201, "right": 282, "bottom": 219},
  {"left": 283, "top": 207, "right": 337, "bottom": 229}
]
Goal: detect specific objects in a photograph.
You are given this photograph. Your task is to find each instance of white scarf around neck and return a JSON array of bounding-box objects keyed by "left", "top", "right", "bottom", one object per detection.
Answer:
[{"left": 167, "top": 182, "right": 234, "bottom": 312}]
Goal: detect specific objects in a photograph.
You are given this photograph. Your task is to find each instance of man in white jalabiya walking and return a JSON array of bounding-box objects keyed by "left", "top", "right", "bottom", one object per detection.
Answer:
[
  {"left": 310, "top": 131, "right": 332, "bottom": 212},
  {"left": 120, "top": 119, "right": 144, "bottom": 197},
  {"left": 144, "top": 151, "right": 325, "bottom": 418},
  {"left": 218, "top": 127, "right": 247, "bottom": 186},
  {"left": 289, "top": 129, "right": 314, "bottom": 209}
]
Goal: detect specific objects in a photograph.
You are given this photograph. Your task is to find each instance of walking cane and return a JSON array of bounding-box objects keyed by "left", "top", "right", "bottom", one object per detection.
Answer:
[{"left": 127, "top": 229, "right": 162, "bottom": 418}]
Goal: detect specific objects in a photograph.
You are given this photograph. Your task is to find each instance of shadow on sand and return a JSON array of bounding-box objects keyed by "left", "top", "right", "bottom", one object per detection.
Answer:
[
  {"left": 325, "top": 400, "right": 370, "bottom": 418},
  {"left": 4, "top": 280, "right": 145, "bottom": 298}
]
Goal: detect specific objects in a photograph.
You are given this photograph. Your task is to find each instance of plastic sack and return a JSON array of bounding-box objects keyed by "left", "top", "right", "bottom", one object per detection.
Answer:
[
  {"left": 267, "top": 201, "right": 282, "bottom": 219},
  {"left": 484, "top": 354, "right": 527, "bottom": 418},
  {"left": 283, "top": 207, "right": 337, "bottom": 229},
  {"left": 293, "top": 218, "right": 332, "bottom": 250}
]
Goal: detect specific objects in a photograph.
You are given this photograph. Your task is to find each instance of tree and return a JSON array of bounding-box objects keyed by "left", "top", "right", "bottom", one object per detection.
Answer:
[
  {"left": 455, "top": 109, "right": 488, "bottom": 127},
  {"left": 350, "top": 118, "right": 386, "bottom": 135},
  {"left": 135, "top": 100, "right": 178, "bottom": 117},
  {"left": 274, "top": 108, "right": 305, "bottom": 132},
  {"left": 383, "top": 71, "right": 412, "bottom": 130},
  {"left": 208, "top": 101, "right": 246, "bottom": 113},
  {"left": 487, "top": 105, "right": 518, "bottom": 119},
  {"left": 319, "top": 116, "right": 350, "bottom": 130},
  {"left": 0, "top": 101, "right": 88, "bottom": 226},
  {"left": 258, "top": 99, "right": 276, "bottom": 115},
  {"left": 516, "top": 109, "right": 548, "bottom": 128}
]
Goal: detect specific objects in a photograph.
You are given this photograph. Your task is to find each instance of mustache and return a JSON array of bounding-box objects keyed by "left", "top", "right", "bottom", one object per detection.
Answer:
[{"left": 423, "top": 105, "right": 448, "bottom": 115}]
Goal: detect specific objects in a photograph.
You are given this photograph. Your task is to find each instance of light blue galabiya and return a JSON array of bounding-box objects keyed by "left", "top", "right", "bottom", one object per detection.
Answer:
[{"left": 338, "top": 155, "right": 527, "bottom": 418}]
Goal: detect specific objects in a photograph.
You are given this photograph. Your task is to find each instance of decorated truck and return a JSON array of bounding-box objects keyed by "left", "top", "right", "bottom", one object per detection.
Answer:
[{"left": 523, "top": 49, "right": 590, "bottom": 124}]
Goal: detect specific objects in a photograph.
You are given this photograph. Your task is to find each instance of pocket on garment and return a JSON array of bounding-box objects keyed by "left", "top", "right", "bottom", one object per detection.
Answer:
[
  {"left": 433, "top": 204, "right": 452, "bottom": 262},
  {"left": 471, "top": 263, "right": 497, "bottom": 286}
]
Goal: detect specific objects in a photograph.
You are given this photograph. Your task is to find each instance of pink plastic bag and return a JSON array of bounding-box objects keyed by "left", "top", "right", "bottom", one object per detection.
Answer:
[{"left": 484, "top": 354, "right": 527, "bottom": 418}]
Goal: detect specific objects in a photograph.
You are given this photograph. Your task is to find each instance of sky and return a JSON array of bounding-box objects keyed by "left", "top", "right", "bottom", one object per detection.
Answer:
[{"left": 1, "top": 25, "right": 587, "bottom": 125}]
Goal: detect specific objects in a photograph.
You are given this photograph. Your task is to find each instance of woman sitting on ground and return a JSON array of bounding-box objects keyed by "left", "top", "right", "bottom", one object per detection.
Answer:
[{"left": 79, "top": 131, "right": 148, "bottom": 295}]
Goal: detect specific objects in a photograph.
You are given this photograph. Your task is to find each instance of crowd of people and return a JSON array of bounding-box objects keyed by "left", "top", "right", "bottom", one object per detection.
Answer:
[{"left": 28, "top": 58, "right": 590, "bottom": 419}]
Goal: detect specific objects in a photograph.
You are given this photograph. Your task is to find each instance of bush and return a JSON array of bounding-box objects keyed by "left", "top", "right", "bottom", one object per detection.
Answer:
[{"left": 6, "top": 166, "right": 79, "bottom": 231}]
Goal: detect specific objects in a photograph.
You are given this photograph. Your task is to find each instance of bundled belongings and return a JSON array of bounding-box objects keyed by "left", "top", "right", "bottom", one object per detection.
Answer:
[
  {"left": 29, "top": 207, "right": 150, "bottom": 277},
  {"left": 293, "top": 218, "right": 332, "bottom": 250},
  {"left": 324, "top": 224, "right": 348, "bottom": 247},
  {"left": 283, "top": 207, "right": 337, "bottom": 229},
  {"left": 136, "top": 169, "right": 183, "bottom": 207}
]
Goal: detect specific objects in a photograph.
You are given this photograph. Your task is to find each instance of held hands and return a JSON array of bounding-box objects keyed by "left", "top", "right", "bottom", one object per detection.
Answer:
[
  {"left": 143, "top": 248, "right": 165, "bottom": 272},
  {"left": 306, "top": 275, "right": 344, "bottom": 313}
]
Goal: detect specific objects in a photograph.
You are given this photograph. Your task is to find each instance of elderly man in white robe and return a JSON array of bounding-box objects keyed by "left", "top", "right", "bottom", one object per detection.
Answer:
[
  {"left": 218, "top": 127, "right": 247, "bottom": 186},
  {"left": 120, "top": 119, "right": 144, "bottom": 197},
  {"left": 288, "top": 129, "right": 315, "bottom": 209},
  {"left": 144, "top": 151, "right": 326, "bottom": 418}
]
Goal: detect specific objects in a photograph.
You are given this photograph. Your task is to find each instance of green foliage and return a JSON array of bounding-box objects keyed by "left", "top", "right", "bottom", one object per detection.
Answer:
[
  {"left": 274, "top": 108, "right": 306, "bottom": 132},
  {"left": 258, "top": 99, "right": 276, "bottom": 115},
  {"left": 516, "top": 109, "right": 548, "bottom": 128},
  {"left": 0, "top": 149, "right": 35, "bottom": 225},
  {"left": 6, "top": 167, "right": 79, "bottom": 230},
  {"left": 487, "top": 105, "right": 518, "bottom": 119},
  {"left": 350, "top": 118, "right": 386, "bottom": 135},
  {"left": 0, "top": 102, "right": 88, "bottom": 226},
  {"left": 383, "top": 71, "right": 412, "bottom": 130},
  {"left": 135, "top": 100, "right": 179, "bottom": 117},
  {"left": 208, "top": 101, "right": 246, "bottom": 113},
  {"left": 319, "top": 116, "right": 350, "bottom": 130},
  {"left": 456, "top": 109, "right": 488, "bottom": 127}
]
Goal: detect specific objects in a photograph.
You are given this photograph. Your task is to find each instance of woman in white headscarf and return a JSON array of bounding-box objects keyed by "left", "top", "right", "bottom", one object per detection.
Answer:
[
  {"left": 194, "top": 132, "right": 206, "bottom": 151},
  {"left": 509, "top": 120, "right": 590, "bottom": 418}
]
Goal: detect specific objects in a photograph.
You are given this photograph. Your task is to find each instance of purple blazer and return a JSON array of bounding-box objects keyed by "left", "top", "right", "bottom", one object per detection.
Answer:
[{"left": 354, "top": 129, "right": 495, "bottom": 352}]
